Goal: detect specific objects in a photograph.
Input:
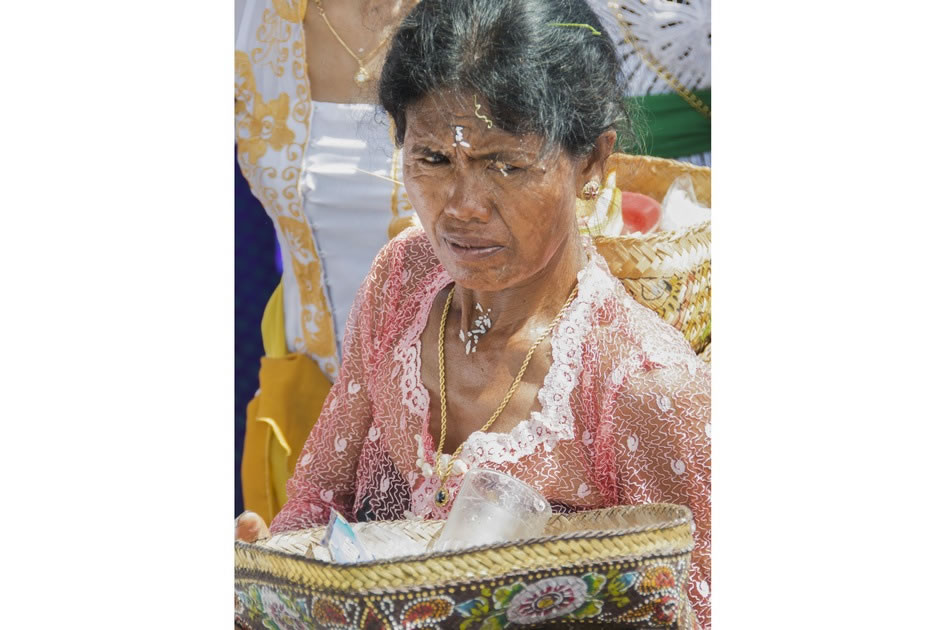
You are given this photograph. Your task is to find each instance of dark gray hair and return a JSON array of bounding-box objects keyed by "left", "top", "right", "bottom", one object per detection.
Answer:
[{"left": 378, "top": 0, "right": 630, "bottom": 157}]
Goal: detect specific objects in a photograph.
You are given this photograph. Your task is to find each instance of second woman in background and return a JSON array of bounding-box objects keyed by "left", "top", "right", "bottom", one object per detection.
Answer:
[{"left": 235, "top": 0, "right": 419, "bottom": 522}]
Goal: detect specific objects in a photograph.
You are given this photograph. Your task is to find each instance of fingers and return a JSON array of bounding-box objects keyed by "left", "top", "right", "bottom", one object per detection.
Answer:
[{"left": 235, "top": 511, "right": 271, "bottom": 542}]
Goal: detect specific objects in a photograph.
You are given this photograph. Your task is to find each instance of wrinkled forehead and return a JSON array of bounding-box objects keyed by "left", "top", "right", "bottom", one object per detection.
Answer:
[{"left": 404, "top": 90, "right": 549, "bottom": 155}]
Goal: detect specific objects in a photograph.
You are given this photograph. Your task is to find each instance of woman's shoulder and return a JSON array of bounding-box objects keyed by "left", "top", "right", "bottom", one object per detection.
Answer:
[
  {"left": 577, "top": 259, "right": 709, "bottom": 419},
  {"left": 372, "top": 227, "right": 440, "bottom": 279},
  {"left": 362, "top": 227, "right": 445, "bottom": 305},
  {"left": 345, "top": 227, "right": 444, "bottom": 353},
  {"left": 579, "top": 245, "right": 703, "bottom": 379},
  {"left": 387, "top": 225, "right": 436, "bottom": 257}
]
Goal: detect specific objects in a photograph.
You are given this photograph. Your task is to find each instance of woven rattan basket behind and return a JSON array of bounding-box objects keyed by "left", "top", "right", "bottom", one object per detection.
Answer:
[
  {"left": 236, "top": 503, "right": 695, "bottom": 629},
  {"left": 594, "top": 154, "right": 711, "bottom": 356}
]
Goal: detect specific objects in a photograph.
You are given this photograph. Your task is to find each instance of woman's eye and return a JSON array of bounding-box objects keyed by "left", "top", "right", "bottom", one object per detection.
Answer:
[
  {"left": 491, "top": 161, "right": 520, "bottom": 175},
  {"left": 422, "top": 153, "right": 448, "bottom": 165}
]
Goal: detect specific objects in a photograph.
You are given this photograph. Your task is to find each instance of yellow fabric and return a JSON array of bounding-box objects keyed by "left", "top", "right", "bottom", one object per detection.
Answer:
[
  {"left": 267, "top": 418, "right": 290, "bottom": 509},
  {"left": 261, "top": 281, "right": 289, "bottom": 359},
  {"left": 241, "top": 283, "right": 333, "bottom": 524},
  {"left": 257, "top": 416, "right": 292, "bottom": 457},
  {"left": 242, "top": 353, "right": 333, "bottom": 523}
]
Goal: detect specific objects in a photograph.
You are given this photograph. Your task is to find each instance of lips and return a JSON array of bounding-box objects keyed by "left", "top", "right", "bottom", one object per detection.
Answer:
[{"left": 442, "top": 234, "right": 505, "bottom": 261}]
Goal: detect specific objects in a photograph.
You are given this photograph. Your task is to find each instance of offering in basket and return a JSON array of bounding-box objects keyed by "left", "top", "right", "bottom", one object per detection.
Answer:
[
  {"left": 431, "top": 469, "right": 552, "bottom": 552},
  {"left": 322, "top": 509, "right": 374, "bottom": 563}
]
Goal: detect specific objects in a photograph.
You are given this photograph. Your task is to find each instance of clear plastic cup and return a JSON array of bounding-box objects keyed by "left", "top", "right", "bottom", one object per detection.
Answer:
[{"left": 432, "top": 469, "right": 552, "bottom": 552}]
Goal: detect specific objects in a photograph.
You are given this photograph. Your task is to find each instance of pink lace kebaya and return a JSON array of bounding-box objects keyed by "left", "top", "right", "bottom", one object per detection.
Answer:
[{"left": 271, "top": 227, "right": 711, "bottom": 626}]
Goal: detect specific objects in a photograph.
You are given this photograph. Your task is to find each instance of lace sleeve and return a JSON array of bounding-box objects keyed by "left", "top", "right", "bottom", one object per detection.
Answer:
[
  {"left": 604, "top": 362, "right": 712, "bottom": 629},
  {"left": 268, "top": 243, "right": 394, "bottom": 534}
]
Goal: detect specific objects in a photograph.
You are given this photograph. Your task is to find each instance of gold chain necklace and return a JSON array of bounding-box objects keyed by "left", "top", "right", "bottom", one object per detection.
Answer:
[
  {"left": 432, "top": 282, "right": 580, "bottom": 507},
  {"left": 310, "top": 0, "right": 416, "bottom": 85}
]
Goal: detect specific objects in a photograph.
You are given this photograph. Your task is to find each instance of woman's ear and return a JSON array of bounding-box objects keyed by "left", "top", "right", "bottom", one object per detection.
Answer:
[{"left": 576, "top": 129, "right": 617, "bottom": 194}]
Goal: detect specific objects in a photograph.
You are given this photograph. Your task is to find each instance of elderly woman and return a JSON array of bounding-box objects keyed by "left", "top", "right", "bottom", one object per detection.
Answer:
[{"left": 241, "top": 0, "right": 711, "bottom": 626}]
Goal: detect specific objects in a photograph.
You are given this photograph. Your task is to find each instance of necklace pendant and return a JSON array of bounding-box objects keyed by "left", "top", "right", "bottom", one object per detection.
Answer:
[
  {"left": 354, "top": 67, "right": 369, "bottom": 84},
  {"left": 434, "top": 485, "right": 450, "bottom": 508}
]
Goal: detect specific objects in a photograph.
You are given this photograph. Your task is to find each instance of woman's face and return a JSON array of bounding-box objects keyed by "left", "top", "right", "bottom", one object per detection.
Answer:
[{"left": 402, "top": 92, "right": 589, "bottom": 292}]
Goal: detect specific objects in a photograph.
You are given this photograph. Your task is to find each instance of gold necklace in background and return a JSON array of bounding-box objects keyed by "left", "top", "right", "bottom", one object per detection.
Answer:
[
  {"left": 432, "top": 282, "right": 580, "bottom": 507},
  {"left": 311, "top": 0, "right": 417, "bottom": 85}
]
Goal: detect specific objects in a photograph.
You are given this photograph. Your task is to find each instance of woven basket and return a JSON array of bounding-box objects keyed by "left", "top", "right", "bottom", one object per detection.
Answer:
[
  {"left": 593, "top": 154, "right": 711, "bottom": 356},
  {"left": 236, "top": 503, "right": 695, "bottom": 629}
]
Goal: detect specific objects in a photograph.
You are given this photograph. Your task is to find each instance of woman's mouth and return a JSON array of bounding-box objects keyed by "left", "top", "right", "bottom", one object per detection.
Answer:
[{"left": 443, "top": 236, "right": 505, "bottom": 261}]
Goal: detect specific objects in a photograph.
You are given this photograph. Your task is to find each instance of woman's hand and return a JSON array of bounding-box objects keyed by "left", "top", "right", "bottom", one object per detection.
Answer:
[{"left": 235, "top": 511, "right": 270, "bottom": 543}]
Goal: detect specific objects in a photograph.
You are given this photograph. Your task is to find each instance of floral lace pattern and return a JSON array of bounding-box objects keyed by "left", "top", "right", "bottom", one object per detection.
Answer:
[{"left": 271, "top": 228, "right": 711, "bottom": 628}]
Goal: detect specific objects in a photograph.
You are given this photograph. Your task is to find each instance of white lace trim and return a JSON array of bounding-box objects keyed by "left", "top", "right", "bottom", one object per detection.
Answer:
[
  {"left": 461, "top": 244, "right": 615, "bottom": 467},
  {"left": 396, "top": 239, "right": 696, "bottom": 472},
  {"left": 394, "top": 267, "right": 451, "bottom": 418}
]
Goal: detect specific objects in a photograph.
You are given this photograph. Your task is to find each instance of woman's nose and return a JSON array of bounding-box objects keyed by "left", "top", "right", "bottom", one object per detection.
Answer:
[{"left": 443, "top": 172, "right": 491, "bottom": 223}]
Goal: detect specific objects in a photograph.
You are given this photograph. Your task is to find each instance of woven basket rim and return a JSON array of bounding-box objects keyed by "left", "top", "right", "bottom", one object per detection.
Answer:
[
  {"left": 236, "top": 503, "right": 693, "bottom": 570},
  {"left": 592, "top": 218, "right": 710, "bottom": 246},
  {"left": 613, "top": 152, "right": 711, "bottom": 172}
]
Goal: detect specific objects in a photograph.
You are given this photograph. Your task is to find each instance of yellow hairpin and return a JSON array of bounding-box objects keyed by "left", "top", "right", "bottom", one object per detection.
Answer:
[
  {"left": 474, "top": 95, "right": 494, "bottom": 129},
  {"left": 548, "top": 22, "right": 602, "bottom": 36}
]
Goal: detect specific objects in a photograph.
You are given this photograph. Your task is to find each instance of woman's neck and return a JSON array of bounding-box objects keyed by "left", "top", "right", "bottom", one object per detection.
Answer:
[{"left": 451, "top": 227, "right": 586, "bottom": 345}]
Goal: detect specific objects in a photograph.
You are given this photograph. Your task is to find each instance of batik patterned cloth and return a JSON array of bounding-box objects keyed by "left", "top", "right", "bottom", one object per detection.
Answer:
[
  {"left": 270, "top": 228, "right": 711, "bottom": 628},
  {"left": 236, "top": 554, "right": 693, "bottom": 629}
]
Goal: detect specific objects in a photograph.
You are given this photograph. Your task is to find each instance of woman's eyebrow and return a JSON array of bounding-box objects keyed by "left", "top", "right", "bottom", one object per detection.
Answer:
[
  {"left": 474, "top": 150, "right": 531, "bottom": 162},
  {"left": 409, "top": 145, "right": 443, "bottom": 156},
  {"left": 409, "top": 138, "right": 535, "bottom": 162}
]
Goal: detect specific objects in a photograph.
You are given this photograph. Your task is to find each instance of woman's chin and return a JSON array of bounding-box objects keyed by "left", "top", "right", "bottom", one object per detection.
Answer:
[
  {"left": 433, "top": 246, "right": 509, "bottom": 289},
  {"left": 440, "top": 262, "right": 514, "bottom": 292}
]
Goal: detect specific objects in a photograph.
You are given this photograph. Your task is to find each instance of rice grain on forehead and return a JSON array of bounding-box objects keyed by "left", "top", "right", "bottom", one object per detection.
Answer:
[{"left": 379, "top": 0, "right": 632, "bottom": 158}]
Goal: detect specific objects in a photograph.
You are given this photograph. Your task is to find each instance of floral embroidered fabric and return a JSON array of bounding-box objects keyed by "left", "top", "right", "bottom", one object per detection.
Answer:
[
  {"left": 236, "top": 557, "right": 692, "bottom": 629},
  {"left": 270, "top": 227, "right": 711, "bottom": 628}
]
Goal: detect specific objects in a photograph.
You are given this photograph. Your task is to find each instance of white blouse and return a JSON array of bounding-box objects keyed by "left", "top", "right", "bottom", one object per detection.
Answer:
[{"left": 288, "top": 101, "right": 408, "bottom": 357}]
